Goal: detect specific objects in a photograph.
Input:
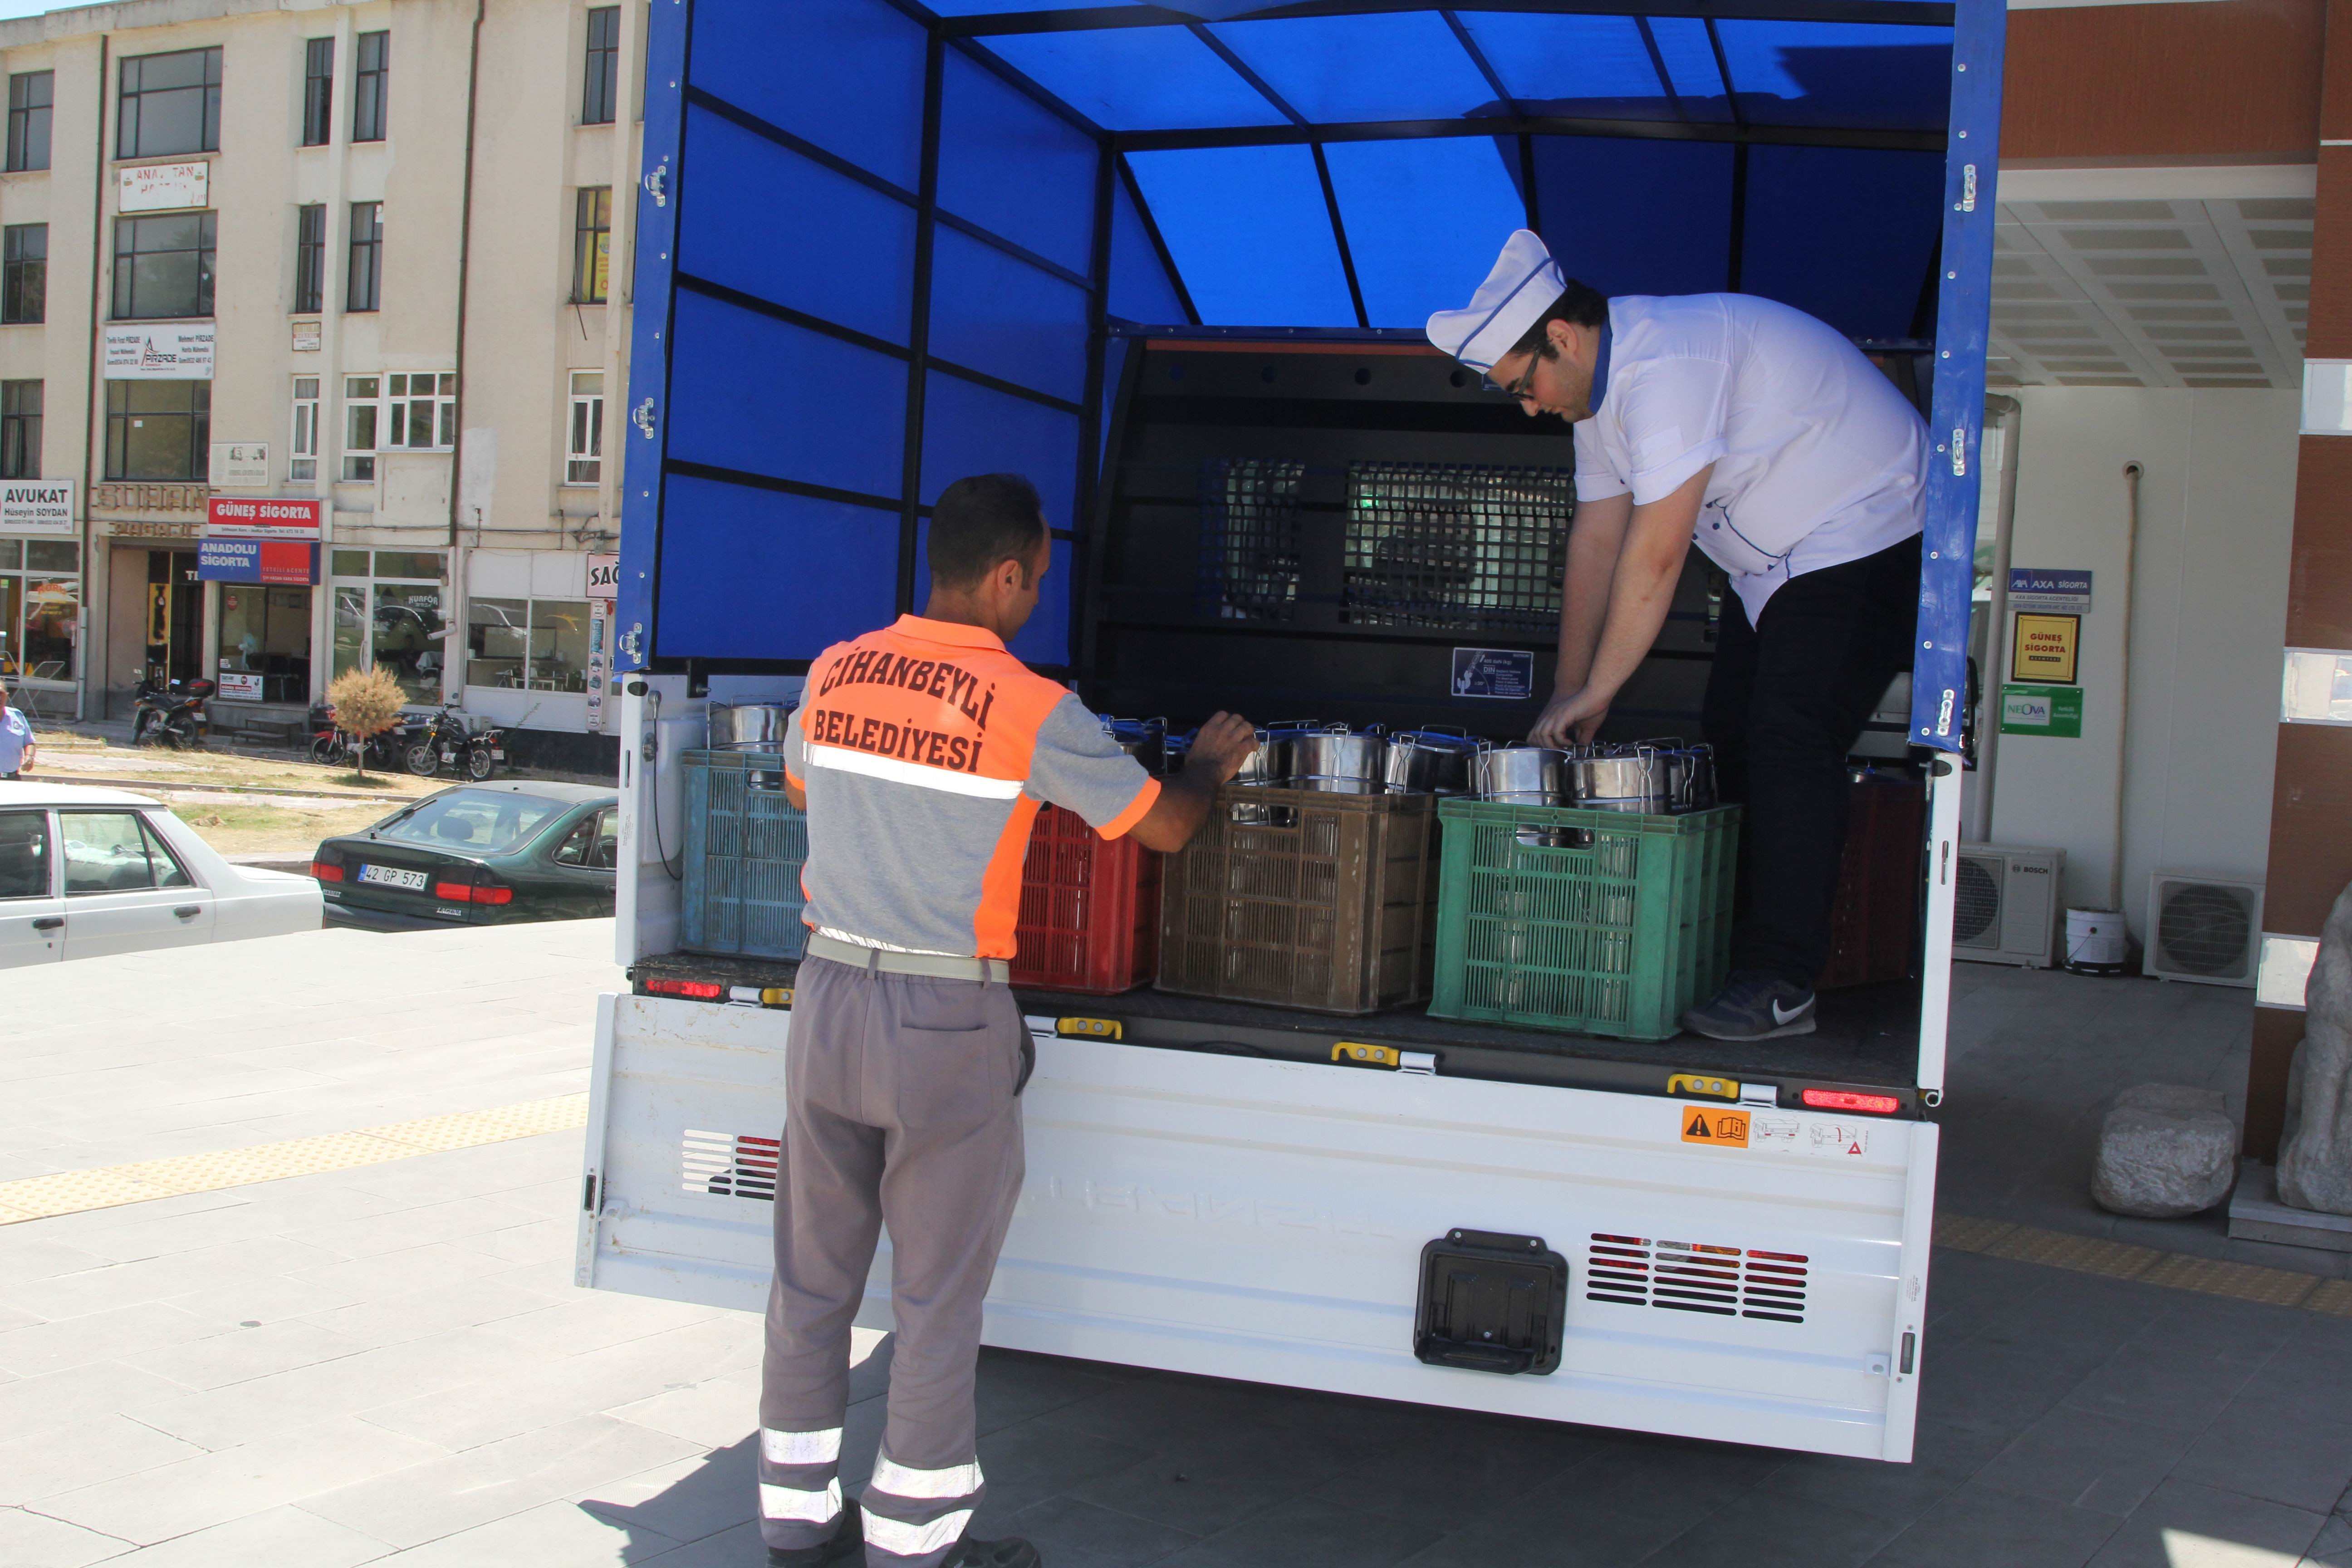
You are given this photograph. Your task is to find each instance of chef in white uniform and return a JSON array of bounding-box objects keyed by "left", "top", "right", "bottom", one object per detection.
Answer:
[{"left": 1429, "top": 230, "right": 1927, "bottom": 1042}]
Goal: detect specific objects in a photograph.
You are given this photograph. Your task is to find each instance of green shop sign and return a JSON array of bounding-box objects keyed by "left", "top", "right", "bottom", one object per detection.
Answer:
[{"left": 1999, "top": 683, "right": 2084, "bottom": 739}]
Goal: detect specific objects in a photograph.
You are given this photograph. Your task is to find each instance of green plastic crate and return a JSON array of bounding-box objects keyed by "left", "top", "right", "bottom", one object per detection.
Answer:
[{"left": 1430, "top": 801, "right": 1741, "bottom": 1042}]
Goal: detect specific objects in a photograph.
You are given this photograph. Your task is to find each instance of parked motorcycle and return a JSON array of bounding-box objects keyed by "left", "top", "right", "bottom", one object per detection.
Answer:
[
  {"left": 307, "top": 701, "right": 416, "bottom": 771},
  {"left": 132, "top": 676, "right": 215, "bottom": 750},
  {"left": 404, "top": 701, "right": 505, "bottom": 782}
]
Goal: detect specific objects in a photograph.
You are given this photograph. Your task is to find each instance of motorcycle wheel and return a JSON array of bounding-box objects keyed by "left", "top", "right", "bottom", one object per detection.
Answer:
[
  {"left": 309, "top": 734, "right": 344, "bottom": 766},
  {"left": 405, "top": 742, "right": 441, "bottom": 777},
  {"left": 133, "top": 711, "right": 160, "bottom": 746},
  {"left": 466, "top": 744, "right": 498, "bottom": 782},
  {"left": 163, "top": 717, "right": 201, "bottom": 751}
]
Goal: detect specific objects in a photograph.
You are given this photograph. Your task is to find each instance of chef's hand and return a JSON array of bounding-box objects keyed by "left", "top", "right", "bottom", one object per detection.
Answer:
[
  {"left": 1529, "top": 687, "right": 1609, "bottom": 748},
  {"left": 1185, "top": 712, "right": 1257, "bottom": 784}
]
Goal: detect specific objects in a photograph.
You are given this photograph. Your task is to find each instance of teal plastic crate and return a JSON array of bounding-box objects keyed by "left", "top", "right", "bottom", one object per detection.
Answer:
[
  {"left": 1430, "top": 801, "right": 1740, "bottom": 1042},
  {"left": 680, "top": 750, "right": 810, "bottom": 961}
]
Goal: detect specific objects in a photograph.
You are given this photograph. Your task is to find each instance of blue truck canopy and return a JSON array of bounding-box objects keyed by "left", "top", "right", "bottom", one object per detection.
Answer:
[{"left": 616, "top": 0, "right": 2001, "bottom": 752}]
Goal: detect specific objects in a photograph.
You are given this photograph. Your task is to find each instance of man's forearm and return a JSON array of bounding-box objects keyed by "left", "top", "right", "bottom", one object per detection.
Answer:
[
  {"left": 1555, "top": 495, "right": 1630, "bottom": 691},
  {"left": 1128, "top": 765, "right": 1219, "bottom": 853}
]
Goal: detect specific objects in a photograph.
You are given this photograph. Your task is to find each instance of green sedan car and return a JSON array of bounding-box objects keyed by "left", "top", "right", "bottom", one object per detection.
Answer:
[{"left": 313, "top": 781, "right": 617, "bottom": 929}]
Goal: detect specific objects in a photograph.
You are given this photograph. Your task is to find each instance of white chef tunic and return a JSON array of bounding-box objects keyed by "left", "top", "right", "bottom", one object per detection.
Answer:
[{"left": 1570, "top": 293, "right": 1928, "bottom": 625}]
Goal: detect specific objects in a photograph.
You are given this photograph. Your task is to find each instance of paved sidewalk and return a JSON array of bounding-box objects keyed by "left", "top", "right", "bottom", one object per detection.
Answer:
[{"left": 3, "top": 924, "right": 2348, "bottom": 1566}]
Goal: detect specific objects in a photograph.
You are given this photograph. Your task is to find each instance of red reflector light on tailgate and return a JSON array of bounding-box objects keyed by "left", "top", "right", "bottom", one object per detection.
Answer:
[
  {"left": 311, "top": 861, "right": 343, "bottom": 882},
  {"left": 1800, "top": 1088, "right": 1901, "bottom": 1115},
  {"left": 646, "top": 978, "right": 724, "bottom": 1000}
]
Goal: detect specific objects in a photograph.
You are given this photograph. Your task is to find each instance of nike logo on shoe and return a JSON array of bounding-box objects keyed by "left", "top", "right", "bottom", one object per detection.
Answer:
[{"left": 1771, "top": 998, "right": 1810, "bottom": 1025}]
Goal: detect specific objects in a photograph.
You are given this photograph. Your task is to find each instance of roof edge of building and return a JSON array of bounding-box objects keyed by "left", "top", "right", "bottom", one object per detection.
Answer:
[{"left": 0, "top": 0, "right": 369, "bottom": 51}]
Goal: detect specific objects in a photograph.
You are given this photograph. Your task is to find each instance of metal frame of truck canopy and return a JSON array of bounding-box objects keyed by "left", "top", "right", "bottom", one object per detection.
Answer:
[{"left": 592, "top": 0, "right": 2003, "bottom": 1461}]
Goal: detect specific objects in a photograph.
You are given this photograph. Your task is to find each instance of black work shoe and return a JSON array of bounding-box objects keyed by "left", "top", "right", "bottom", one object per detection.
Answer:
[
  {"left": 946, "top": 1538, "right": 1043, "bottom": 1568},
  {"left": 1681, "top": 972, "right": 1818, "bottom": 1040},
  {"left": 767, "top": 1505, "right": 862, "bottom": 1567}
]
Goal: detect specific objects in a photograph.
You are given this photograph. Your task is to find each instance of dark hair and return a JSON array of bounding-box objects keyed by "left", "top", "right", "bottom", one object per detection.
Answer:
[
  {"left": 1506, "top": 277, "right": 1609, "bottom": 363},
  {"left": 930, "top": 473, "right": 1047, "bottom": 589}
]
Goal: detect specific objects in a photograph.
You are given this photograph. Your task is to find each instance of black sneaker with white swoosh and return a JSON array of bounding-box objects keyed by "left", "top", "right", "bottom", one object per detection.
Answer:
[{"left": 1681, "top": 972, "right": 1818, "bottom": 1041}]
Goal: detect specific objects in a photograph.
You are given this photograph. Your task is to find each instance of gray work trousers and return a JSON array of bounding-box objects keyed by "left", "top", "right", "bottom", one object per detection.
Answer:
[{"left": 758, "top": 955, "right": 1029, "bottom": 1567}]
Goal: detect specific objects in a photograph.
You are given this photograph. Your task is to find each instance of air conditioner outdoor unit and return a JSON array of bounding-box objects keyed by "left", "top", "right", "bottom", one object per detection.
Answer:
[
  {"left": 1952, "top": 844, "right": 2064, "bottom": 968},
  {"left": 2144, "top": 873, "right": 2264, "bottom": 988}
]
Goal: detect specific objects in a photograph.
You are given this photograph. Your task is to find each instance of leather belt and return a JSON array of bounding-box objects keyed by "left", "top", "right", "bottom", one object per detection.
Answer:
[{"left": 804, "top": 931, "right": 1009, "bottom": 985}]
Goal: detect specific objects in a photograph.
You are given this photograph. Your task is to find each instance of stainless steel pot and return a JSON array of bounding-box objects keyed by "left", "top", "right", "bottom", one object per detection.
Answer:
[
  {"left": 1382, "top": 728, "right": 1478, "bottom": 795},
  {"left": 1567, "top": 747, "right": 1671, "bottom": 813},
  {"left": 1471, "top": 745, "right": 1569, "bottom": 805},
  {"left": 1288, "top": 727, "right": 1387, "bottom": 794},
  {"left": 1236, "top": 721, "right": 1324, "bottom": 788},
  {"left": 708, "top": 701, "right": 792, "bottom": 752}
]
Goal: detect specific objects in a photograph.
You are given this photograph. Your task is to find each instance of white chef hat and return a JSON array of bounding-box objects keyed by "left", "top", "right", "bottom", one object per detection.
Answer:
[{"left": 1426, "top": 229, "right": 1565, "bottom": 374}]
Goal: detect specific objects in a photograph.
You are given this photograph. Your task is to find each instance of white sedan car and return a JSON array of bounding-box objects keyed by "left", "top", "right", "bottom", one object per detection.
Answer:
[{"left": 0, "top": 781, "right": 322, "bottom": 966}]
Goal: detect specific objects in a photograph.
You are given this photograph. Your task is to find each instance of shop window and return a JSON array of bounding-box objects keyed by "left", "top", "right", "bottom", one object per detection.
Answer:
[
  {"left": 112, "top": 211, "right": 215, "bottom": 320},
  {"left": 583, "top": 7, "right": 620, "bottom": 125},
  {"left": 573, "top": 188, "right": 610, "bottom": 305},
  {"left": 351, "top": 30, "right": 387, "bottom": 143},
  {"left": 301, "top": 38, "right": 333, "bottom": 147},
  {"left": 290, "top": 376, "right": 318, "bottom": 482},
  {"left": 61, "top": 812, "right": 191, "bottom": 894},
  {"left": 566, "top": 371, "right": 602, "bottom": 485},
  {"left": 117, "top": 47, "right": 222, "bottom": 161},
  {"left": 105, "top": 380, "right": 209, "bottom": 481},
  {"left": 2, "top": 223, "right": 42, "bottom": 324},
  {"left": 329, "top": 552, "right": 446, "bottom": 700},
  {"left": 217, "top": 583, "right": 312, "bottom": 703},
  {"left": 6, "top": 70, "right": 51, "bottom": 172},
  {"left": 1, "top": 380, "right": 40, "bottom": 480},
  {"left": 468, "top": 596, "right": 590, "bottom": 693},
  {"left": 294, "top": 203, "right": 325, "bottom": 314},
  {"left": 346, "top": 201, "right": 381, "bottom": 313},
  {"left": 0, "top": 538, "right": 79, "bottom": 683}
]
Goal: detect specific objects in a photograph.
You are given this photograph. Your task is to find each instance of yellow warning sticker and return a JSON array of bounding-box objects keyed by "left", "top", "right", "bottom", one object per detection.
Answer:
[{"left": 1681, "top": 1107, "right": 1750, "bottom": 1148}]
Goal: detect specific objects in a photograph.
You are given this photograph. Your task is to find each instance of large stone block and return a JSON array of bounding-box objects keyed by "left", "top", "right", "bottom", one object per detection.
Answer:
[
  {"left": 2280, "top": 881, "right": 2352, "bottom": 1216},
  {"left": 2091, "top": 1084, "right": 2239, "bottom": 1219}
]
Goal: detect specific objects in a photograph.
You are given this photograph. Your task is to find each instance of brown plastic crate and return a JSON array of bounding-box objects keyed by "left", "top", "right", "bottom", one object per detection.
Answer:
[{"left": 1156, "top": 785, "right": 1437, "bottom": 1015}]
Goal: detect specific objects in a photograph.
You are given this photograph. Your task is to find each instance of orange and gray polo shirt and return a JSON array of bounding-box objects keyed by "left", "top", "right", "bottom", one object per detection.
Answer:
[{"left": 780, "top": 615, "right": 1161, "bottom": 962}]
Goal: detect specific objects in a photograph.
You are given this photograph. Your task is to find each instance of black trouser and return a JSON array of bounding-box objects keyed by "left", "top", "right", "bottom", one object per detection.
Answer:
[{"left": 1702, "top": 531, "right": 1922, "bottom": 988}]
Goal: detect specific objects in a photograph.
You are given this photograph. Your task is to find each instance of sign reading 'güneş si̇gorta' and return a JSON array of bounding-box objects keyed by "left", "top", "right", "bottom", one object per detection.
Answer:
[{"left": 204, "top": 497, "right": 324, "bottom": 540}]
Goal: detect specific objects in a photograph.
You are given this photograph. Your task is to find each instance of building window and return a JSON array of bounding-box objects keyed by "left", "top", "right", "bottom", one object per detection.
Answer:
[
  {"left": 566, "top": 371, "right": 603, "bottom": 485},
  {"left": 0, "top": 381, "right": 39, "bottom": 480},
  {"left": 573, "top": 188, "right": 611, "bottom": 306},
  {"left": 113, "top": 212, "right": 215, "bottom": 320},
  {"left": 343, "top": 372, "right": 453, "bottom": 481},
  {"left": 290, "top": 376, "right": 318, "bottom": 482},
  {"left": 293, "top": 204, "right": 325, "bottom": 314},
  {"left": 582, "top": 7, "right": 620, "bottom": 125},
  {"left": 104, "top": 380, "right": 210, "bottom": 481},
  {"left": 351, "top": 30, "right": 387, "bottom": 143},
  {"left": 118, "top": 47, "right": 222, "bottom": 160},
  {"left": 343, "top": 375, "right": 378, "bottom": 481},
  {"left": 301, "top": 38, "right": 333, "bottom": 147},
  {"left": 346, "top": 201, "right": 381, "bottom": 313},
  {"left": 328, "top": 549, "right": 445, "bottom": 700},
  {"left": 0, "top": 538, "right": 80, "bottom": 683},
  {"left": 468, "top": 597, "right": 591, "bottom": 692},
  {"left": 6, "top": 71, "right": 51, "bottom": 172},
  {"left": 218, "top": 584, "right": 311, "bottom": 704},
  {"left": 2, "top": 225, "right": 44, "bottom": 324}
]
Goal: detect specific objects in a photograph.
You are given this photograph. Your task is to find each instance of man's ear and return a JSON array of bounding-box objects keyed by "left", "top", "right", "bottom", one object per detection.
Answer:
[{"left": 1546, "top": 316, "right": 1578, "bottom": 357}]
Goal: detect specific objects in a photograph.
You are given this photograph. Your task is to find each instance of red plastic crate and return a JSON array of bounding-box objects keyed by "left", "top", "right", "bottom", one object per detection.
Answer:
[{"left": 1011, "top": 803, "right": 1161, "bottom": 994}]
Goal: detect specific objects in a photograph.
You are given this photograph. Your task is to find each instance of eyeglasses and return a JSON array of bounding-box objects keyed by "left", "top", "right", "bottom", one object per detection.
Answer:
[{"left": 1482, "top": 356, "right": 1542, "bottom": 400}]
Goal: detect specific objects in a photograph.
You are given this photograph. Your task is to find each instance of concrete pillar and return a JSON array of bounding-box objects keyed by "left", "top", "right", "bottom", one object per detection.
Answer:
[{"left": 2249, "top": 0, "right": 2352, "bottom": 1160}]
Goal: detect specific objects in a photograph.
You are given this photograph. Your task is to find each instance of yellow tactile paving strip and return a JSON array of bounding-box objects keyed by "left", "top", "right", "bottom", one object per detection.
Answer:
[
  {"left": 1936, "top": 1213, "right": 2352, "bottom": 1317},
  {"left": 0, "top": 1094, "right": 589, "bottom": 1226}
]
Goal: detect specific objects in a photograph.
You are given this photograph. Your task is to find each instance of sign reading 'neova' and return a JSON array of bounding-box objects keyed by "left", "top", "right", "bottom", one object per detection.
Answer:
[
  {"left": 0, "top": 479, "right": 74, "bottom": 534},
  {"left": 205, "top": 496, "right": 323, "bottom": 540},
  {"left": 104, "top": 323, "right": 214, "bottom": 380}
]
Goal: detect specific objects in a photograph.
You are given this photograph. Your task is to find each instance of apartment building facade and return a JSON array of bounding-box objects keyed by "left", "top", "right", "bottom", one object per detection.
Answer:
[{"left": 0, "top": 0, "right": 642, "bottom": 765}]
